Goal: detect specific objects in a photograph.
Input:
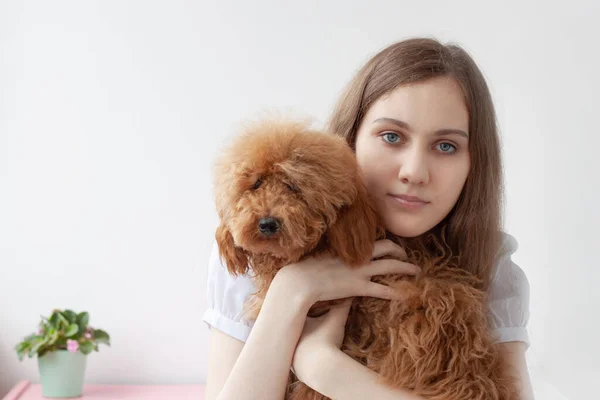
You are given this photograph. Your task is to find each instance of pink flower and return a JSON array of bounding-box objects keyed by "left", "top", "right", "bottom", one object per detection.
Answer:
[
  {"left": 67, "top": 339, "right": 79, "bottom": 353},
  {"left": 36, "top": 327, "right": 43, "bottom": 335},
  {"left": 84, "top": 332, "right": 92, "bottom": 339}
]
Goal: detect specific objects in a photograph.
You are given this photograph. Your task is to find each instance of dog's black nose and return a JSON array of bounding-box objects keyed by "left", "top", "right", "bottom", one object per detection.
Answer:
[{"left": 258, "top": 217, "right": 281, "bottom": 236}]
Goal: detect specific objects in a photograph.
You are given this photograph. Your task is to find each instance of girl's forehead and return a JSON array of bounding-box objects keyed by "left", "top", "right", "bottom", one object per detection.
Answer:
[{"left": 364, "top": 79, "right": 469, "bottom": 134}]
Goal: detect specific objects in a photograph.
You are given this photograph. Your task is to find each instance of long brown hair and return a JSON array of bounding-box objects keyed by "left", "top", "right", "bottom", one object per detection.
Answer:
[{"left": 327, "top": 37, "right": 504, "bottom": 291}]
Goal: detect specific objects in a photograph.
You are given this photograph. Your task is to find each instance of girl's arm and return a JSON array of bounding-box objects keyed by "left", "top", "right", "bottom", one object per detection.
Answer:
[
  {"left": 206, "top": 239, "right": 419, "bottom": 400},
  {"left": 307, "top": 343, "right": 534, "bottom": 400},
  {"left": 207, "top": 276, "right": 311, "bottom": 400},
  {"left": 310, "top": 346, "right": 425, "bottom": 400},
  {"left": 292, "top": 296, "right": 534, "bottom": 400},
  {"left": 499, "top": 341, "right": 535, "bottom": 399}
]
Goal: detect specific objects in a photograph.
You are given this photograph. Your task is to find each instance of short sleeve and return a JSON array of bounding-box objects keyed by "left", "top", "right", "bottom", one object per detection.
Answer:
[
  {"left": 488, "top": 232, "right": 531, "bottom": 348},
  {"left": 202, "top": 241, "right": 256, "bottom": 342}
]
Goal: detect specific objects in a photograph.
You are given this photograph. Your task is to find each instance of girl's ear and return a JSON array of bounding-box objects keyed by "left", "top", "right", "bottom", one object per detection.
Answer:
[
  {"left": 326, "top": 181, "right": 380, "bottom": 267},
  {"left": 215, "top": 223, "right": 249, "bottom": 275}
]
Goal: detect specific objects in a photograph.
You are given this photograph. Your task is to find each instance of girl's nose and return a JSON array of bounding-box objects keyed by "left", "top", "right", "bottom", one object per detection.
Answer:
[{"left": 397, "top": 148, "right": 429, "bottom": 185}]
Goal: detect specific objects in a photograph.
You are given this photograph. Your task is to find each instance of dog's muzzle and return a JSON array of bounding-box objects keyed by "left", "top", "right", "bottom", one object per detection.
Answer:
[{"left": 258, "top": 217, "right": 281, "bottom": 237}]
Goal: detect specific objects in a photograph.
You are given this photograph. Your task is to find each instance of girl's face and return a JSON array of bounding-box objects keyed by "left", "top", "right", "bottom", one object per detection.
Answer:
[{"left": 355, "top": 76, "right": 470, "bottom": 238}]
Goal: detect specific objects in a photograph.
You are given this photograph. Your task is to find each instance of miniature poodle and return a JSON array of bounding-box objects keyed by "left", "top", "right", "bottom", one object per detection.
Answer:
[{"left": 212, "top": 118, "right": 518, "bottom": 400}]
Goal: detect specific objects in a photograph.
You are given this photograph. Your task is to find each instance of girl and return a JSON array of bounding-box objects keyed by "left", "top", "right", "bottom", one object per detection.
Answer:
[{"left": 203, "top": 37, "right": 534, "bottom": 400}]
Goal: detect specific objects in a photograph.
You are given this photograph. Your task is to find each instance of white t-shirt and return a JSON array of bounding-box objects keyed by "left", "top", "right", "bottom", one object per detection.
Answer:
[{"left": 202, "top": 232, "right": 530, "bottom": 347}]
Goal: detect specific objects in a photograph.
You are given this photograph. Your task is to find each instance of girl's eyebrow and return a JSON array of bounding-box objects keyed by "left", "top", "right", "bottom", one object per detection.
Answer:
[{"left": 372, "top": 117, "right": 469, "bottom": 138}]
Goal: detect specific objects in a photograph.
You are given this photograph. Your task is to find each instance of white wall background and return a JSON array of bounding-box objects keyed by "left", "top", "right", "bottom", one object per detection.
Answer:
[{"left": 1, "top": 1, "right": 598, "bottom": 399}]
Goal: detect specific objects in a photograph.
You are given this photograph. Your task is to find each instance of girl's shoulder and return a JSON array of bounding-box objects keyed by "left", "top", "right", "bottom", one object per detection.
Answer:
[
  {"left": 490, "top": 232, "right": 529, "bottom": 301},
  {"left": 202, "top": 240, "right": 256, "bottom": 342},
  {"left": 488, "top": 232, "right": 531, "bottom": 346}
]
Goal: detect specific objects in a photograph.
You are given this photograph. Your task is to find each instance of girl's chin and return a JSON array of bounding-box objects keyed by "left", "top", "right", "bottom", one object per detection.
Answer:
[{"left": 382, "top": 215, "right": 435, "bottom": 239}]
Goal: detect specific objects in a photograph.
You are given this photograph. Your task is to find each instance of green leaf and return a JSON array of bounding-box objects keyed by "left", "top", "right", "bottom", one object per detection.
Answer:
[
  {"left": 49, "top": 313, "right": 59, "bottom": 327},
  {"left": 24, "top": 333, "right": 38, "bottom": 342},
  {"left": 65, "top": 324, "right": 79, "bottom": 337},
  {"left": 57, "top": 313, "right": 69, "bottom": 328},
  {"left": 92, "top": 329, "right": 110, "bottom": 345},
  {"left": 17, "top": 348, "right": 28, "bottom": 361},
  {"left": 48, "top": 331, "right": 59, "bottom": 346},
  {"left": 63, "top": 310, "right": 77, "bottom": 323},
  {"left": 15, "top": 342, "right": 30, "bottom": 352},
  {"left": 77, "top": 312, "right": 89, "bottom": 327},
  {"left": 30, "top": 337, "right": 48, "bottom": 355},
  {"left": 79, "top": 341, "right": 94, "bottom": 355}
]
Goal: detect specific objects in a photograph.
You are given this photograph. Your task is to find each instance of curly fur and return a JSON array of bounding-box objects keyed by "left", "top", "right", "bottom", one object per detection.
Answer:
[{"left": 213, "top": 118, "right": 518, "bottom": 400}]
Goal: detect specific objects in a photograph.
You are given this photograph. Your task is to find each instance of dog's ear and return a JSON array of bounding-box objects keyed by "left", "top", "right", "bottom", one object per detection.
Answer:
[
  {"left": 326, "top": 181, "right": 380, "bottom": 267},
  {"left": 215, "top": 223, "right": 249, "bottom": 276}
]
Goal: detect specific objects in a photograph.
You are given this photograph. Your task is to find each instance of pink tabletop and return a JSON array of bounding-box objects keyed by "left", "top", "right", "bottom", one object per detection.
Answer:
[{"left": 3, "top": 381, "right": 206, "bottom": 400}]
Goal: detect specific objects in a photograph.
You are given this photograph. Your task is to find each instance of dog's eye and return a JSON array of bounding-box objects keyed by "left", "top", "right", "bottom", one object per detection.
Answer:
[
  {"left": 252, "top": 178, "right": 263, "bottom": 190},
  {"left": 285, "top": 182, "right": 300, "bottom": 193}
]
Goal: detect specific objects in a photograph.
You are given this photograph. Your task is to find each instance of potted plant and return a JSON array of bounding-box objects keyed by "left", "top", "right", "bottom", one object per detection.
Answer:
[{"left": 14, "top": 309, "right": 110, "bottom": 398}]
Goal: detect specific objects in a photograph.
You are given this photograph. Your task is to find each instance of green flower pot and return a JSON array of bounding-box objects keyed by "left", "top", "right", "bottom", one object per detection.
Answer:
[{"left": 37, "top": 350, "right": 87, "bottom": 398}]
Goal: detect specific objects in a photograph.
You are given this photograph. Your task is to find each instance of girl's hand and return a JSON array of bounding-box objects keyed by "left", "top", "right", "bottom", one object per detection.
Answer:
[
  {"left": 291, "top": 298, "right": 353, "bottom": 387},
  {"left": 273, "top": 239, "right": 420, "bottom": 308}
]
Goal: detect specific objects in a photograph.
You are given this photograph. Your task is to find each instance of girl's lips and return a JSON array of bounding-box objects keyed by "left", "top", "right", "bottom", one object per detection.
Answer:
[
  {"left": 388, "top": 194, "right": 429, "bottom": 210},
  {"left": 391, "top": 194, "right": 428, "bottom": 203}
]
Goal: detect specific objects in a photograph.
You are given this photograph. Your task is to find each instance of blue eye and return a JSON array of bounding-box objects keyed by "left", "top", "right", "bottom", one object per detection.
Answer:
[
  {"left": 382, "top": 132, "right": 401, "bottom": 144},
  {"left": 436, "top": 142, "right": 457, "bottom": 154}
]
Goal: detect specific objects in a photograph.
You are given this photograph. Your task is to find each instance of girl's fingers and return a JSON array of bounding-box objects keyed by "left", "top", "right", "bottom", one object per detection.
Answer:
[
  {"left": 371, "top": 239, "right": 407, "bottom": 261},
  {"left": 362, "top": 282, "right": 402, "bottom": 300},
  {"left": 364, "top": 259, "right": 421, "bottom": 277}
]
